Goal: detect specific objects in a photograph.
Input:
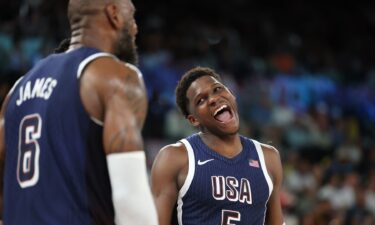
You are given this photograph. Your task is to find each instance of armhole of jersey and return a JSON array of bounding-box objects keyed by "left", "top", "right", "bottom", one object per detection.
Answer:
[
  {"left": 3, "top": 76, "right": 24, "bottom": 119},
  {"left": 125, "top": 62, "right": 143, "bottom": 79},
  {"left": 177, "top": 138, "right": 195, "bottom": 225},
  {"left": 8, "top": 76, "right": 24, "bottom": 97},
  {"left": 76, "top": 52, "right": 116, "bottom": 126},
  {"left": 252, "top": 140, "right": 274, "bottom": 198},
  {"left": 77, "top": 52, "right": 116, "bottom": 79}
]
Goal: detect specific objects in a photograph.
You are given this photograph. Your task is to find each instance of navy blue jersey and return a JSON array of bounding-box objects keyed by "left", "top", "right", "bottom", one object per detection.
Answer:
[
  {"left": 177, "top": 133, "right": 273, "bottom": 225},
  {"left": 3, "top": 47, "right": 119, "bottom": 225}
]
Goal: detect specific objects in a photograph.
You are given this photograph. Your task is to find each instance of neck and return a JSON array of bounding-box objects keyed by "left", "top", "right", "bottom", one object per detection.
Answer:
[
  {"left": 68, "top": 16, "right": 115, "bottom": 53},
  {"left": 199, "top": 132, "right": 242, "bottom": 158}
]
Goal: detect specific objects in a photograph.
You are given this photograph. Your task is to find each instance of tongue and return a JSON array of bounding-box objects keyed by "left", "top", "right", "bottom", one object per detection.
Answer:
[{"left": 215, "top": 111, "right": 231, "bottom": 123}]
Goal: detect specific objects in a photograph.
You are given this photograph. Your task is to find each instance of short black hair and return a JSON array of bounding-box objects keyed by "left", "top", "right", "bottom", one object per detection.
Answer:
[{"left": 175, "top": 66, "right": 221, "bottom": 118}]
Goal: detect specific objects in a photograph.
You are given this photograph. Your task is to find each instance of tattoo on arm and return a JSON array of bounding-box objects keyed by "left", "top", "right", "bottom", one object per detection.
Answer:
[
  {"left": 104, "top": 72, "right": 146, "bottom": 154},
  {"left": 108, "top": 128, "right": 127, "bottom": 154},
  {"left": 122, "top": 72, "right": 147, "bottom": 128}
]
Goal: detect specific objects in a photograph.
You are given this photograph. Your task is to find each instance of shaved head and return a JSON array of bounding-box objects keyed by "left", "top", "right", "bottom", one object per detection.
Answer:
[
  {"left": 68, "top": 0, "right": 112, "bottom": 22},
  {"left": 67, "top": 0, "right": 138, "bottom": 64}
]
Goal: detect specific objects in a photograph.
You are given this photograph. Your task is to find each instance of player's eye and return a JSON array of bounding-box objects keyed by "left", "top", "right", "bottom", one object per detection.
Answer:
[
  {"left": 196, "top": 98, "right": 205, "bottom": 105},
  {"left": 214, "top": 86, "right": 223, "bottom": 92}
]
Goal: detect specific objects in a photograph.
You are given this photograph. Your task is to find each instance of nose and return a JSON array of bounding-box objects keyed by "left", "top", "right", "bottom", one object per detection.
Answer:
[{"left": 208, "top": 94, "right": 219, "bottom": 107}]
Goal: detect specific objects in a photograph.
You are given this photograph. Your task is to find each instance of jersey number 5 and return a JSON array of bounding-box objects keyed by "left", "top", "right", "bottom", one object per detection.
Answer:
[
  {"left": 17, "top": 114, "right": 42, "bottom": 188},
  {"left": 221, "top": 209, "right": 241, "bottom": 225}
]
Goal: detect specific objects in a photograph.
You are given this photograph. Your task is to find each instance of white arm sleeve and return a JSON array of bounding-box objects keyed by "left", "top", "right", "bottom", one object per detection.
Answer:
[{"left": 107, "top": 151, "right": 158, "bottom": 225}]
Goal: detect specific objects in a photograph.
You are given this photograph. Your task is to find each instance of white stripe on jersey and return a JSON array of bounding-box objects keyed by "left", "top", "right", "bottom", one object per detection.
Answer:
[
  {"left": 90, "top": 116, "right": 104, "bottom": 126},
  {"left": 8, "top": 76, "right": 24, "bottom": 97},
  {"left": 77, "top": 52, "right": 115, "bottom": 79},
  {"left": 125, "top": 63, "right": 143, "bottom": 79},
  {"left": 177, "top": 139, "right": 196, "bottom": 225},
  {"left": 252, "top": 140, "right": 274, "bottom": 199}
]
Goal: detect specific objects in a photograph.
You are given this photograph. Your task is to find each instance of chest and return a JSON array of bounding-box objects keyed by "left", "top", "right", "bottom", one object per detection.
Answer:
[{"left": 186, "top": 157, "right": 270, "bottom": 207}]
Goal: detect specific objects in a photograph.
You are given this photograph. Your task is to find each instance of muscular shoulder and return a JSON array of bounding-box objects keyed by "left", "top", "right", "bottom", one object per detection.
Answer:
[
  {"left": 259, "top": 143, "right": 283, "bottom": 184},
  {"left": 153, "top": 142, "right": 188, "bottom": 175},
  {"left": 80, "top": 56, "right": 147, "bottom": 124},
  {"left": 260, "top": 143, "right": 281, "bottom": 161},
  {"left": 157, "top": 142, "right": 188, "bottom": 166},
  {"left": 85, "top": 57, "right": 143, "bottom": 88}
]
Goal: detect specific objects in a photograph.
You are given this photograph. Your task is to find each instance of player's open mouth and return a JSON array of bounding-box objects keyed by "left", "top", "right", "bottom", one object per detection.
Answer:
[{"left": 213, "top": 104, "right": 233, "bottom": 123}]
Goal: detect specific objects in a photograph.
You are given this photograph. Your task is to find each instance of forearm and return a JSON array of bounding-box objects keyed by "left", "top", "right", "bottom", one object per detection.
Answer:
[
  {"left": 153, "top": 194, "right": 176, "bottom": 225},
  {"left": 107, "top": 151, "right": 158, "bottom": 225}
]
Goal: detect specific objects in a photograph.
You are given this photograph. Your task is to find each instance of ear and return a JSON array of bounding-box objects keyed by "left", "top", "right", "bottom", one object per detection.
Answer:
[
  {"left": 104, "top": 4, "right": 122, "bottom": 29},
  {"left": 187, "top": 114, "right": 200, "bottom": 128}
]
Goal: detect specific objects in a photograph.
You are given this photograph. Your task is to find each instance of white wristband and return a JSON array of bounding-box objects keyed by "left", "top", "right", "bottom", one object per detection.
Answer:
[{"left": 107, "top": 151, "right": 158, "bottom": 225}]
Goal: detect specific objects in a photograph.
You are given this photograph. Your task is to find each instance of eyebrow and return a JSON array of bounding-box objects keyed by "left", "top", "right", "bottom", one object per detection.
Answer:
[{"left": 192, "top": 82, "right": 223, "bottom": 101}]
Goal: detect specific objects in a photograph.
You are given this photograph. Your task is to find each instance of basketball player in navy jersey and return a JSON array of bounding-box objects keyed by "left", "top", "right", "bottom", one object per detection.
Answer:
[
  {"left": 151, "top": 67, "right": 284, "bottom": 225},
  {"left": 0, "top": 0, "right": 158, "bottom": 224}
]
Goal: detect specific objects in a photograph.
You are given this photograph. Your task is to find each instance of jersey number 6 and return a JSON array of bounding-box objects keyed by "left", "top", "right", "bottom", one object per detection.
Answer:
[{"left": 17, "top": 114, "right": 42, "bottom": 188}]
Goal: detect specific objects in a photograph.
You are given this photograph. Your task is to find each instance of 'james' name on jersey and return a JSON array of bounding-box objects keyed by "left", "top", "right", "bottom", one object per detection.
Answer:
[{"left": 16, "top": 77, "right": 58, "bottom": 106}]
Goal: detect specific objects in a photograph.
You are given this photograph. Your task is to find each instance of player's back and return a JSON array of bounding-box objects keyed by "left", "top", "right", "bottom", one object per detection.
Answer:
[{"left": 3, "top": 47, "right": 115, "bottom": 225}]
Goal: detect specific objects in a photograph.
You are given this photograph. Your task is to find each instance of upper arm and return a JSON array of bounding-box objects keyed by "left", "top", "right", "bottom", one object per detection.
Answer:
[
  {"left": 81, "top": 59, "right": 157, "bottom": 224},
  {"left": 151, "top": 143, "right": 187, "bottom": 225},
  {"left": 80, "top": 58, "right": 147, "bottom": 155},
  {"left": 262, "top": 144, "right": 284, "bottom": 225}
]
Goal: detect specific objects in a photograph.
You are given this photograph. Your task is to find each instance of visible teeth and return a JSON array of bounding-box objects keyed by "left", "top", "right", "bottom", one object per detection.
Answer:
[{"left": 214, "top": 105, "right": 228, "bottom": 116}]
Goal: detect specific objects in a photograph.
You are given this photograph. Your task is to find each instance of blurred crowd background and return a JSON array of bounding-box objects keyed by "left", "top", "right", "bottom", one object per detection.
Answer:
[{"left": 1, "top": 0, "right": 375, "bottom": 224}]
